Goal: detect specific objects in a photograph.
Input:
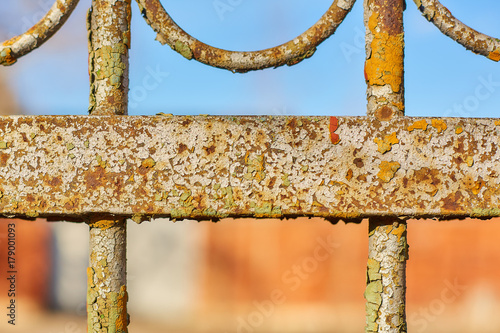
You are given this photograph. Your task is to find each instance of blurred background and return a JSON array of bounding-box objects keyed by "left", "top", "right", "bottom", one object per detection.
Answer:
[{"left": 0, "top": 0, "right": 499, "bottom": 332}]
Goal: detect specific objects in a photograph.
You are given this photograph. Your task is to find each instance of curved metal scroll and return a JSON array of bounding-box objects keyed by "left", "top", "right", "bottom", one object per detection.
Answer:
[
  {"left": 0, "top": 0, "right": 80, "bottom": 66},
  {"left": 414, "top": 0, "right": 500, "bottom": 62},
  {"left": 136, "top": 0, "right": 357, "bottom": 73}
]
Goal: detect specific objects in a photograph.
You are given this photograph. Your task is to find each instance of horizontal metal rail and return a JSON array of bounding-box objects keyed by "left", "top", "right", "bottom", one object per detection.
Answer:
[{"left": 0, "top": 115, "right": 498, "bottom": 221}]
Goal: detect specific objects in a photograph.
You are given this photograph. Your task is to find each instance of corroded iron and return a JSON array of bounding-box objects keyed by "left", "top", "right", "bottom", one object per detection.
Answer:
[
  {"left": 364, "top": 1, "right": 408, "bottom": 331},
  {"left": 135, "top": 0, "right": 357, "bottom": 72},
  {"left": 0, "top": 115, "right": 498, "bottom": 221},
  {"left": 413, "top": 0, "right": 500, "bottom": 62},
  {"left": 87, "top": 0, "right": 131, "bottom": 332},
  {"left": 0, "top": 0, "right": 80, "bottom": 66},
  {"left": 364, "top": 0, "right": 405, "bottom": 120},
  {"left": 366, "top": 218, "right": 408, "bottom": 332}
]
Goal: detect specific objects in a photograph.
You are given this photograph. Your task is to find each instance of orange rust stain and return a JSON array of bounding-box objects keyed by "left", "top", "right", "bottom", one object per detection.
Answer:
[
  {"left": 488, "top": 49, "right": 500, "bottom": 62},
  {"left": 407, "top": 119, "right": 428, "bottom": 132},
  {"left": 329, "top": 116, "right": 340, "bottom": 144},
  {"left": 365, "top": 12, "right": 404, "bottom": 94},
  {"left": 374, "top": 132, "right": 399, "bottom": 154},
  {"left": 115, "top": 285, "right": 129, "bottom": 331},
  {"left": 494, "top": 120, "right": 500, "bottom": 126},
  {"left": 375, "top": 106, "right": 395, "bottom": 121},
  {"left": 455, "top": 126, "right": 463, "bottom": 134},
  {"left": 431, "top": 119, "right": 447, "bottom": 133},
  {"left": 377, "top": 161, "right": 400, "bottom": 183},
  {"left": 346, "top": 169, "right": 353, "bottom": 181}
]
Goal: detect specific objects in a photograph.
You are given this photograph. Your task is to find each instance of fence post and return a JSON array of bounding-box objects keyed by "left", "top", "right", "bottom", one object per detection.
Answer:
[
  {"left": 86, "top": 0, "right": 131, "bottom": 332},
  {"left": 363, "top": 0, "right": 407, "bottom": 332}
]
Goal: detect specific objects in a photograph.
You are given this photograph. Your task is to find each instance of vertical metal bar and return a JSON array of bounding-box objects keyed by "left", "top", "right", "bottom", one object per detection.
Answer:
[
  {"left": 364, "top": 0, "right": 405, "bottom": 120},
  {"left": 364, "top": 0, "right": 407, "bottom": 332},
  {"left": 365, "top": 218, "right": 408, "bottom": 332},
  {"left": 86, "top": 0, "right": 131, "bottom": 331}
]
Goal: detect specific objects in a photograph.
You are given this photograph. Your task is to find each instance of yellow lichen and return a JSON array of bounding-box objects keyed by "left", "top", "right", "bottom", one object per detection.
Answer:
[
  {"left": 0, "top": 48, "right": 17, "bottom": 66},
  {"left": 377, "top": 161, "right": 401, "bottom": 183},
  {"left": 90, "top": 219, "right": 117, "bottom": 230},
  {"left": 455, "top": 126, "right": 463, "bottom": 134},
  {"left": 466, "top": 156, "right": 474, "bottom": 167},
  {"left": 495, "top": 120, "right": 500, "bottom": 126},
  {"left": 431, "top": 119, "right": 447, "bottom": 133},
  {"left": 374, "top": 132, "right": 399, "bottom": 154},
  {"left": 407, "top": 120, "right": 428, "bottom": 132},
  {"left": 391, "top": 223, "right": 406, "bottom": 242},
  {"left": 365, "top": 12, "right": 404, "bottom": 93},
  {"left": 141, "top": 158, "right": 156, "bottom": 168},
  {"left": 488, "top": 49, "right": 500, "bottom": 62}
]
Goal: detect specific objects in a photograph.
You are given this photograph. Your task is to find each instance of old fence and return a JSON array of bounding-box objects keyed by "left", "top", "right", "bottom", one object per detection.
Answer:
[{"left": 1, "top": 0, "right": 499, "bottom": 332}]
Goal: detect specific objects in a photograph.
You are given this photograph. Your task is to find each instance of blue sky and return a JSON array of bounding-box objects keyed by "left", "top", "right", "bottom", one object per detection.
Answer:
[{"left": 1, "top": 0, "right": 499, "bottom": 117}]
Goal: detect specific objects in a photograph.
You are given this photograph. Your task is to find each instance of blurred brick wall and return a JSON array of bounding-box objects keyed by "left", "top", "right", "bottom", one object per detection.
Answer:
[
  {"left": 199, "top": 218, "right": 500, "bottom": 332},
  {"left": 0, "top": 220, "right": 53, "bottom": 311}
]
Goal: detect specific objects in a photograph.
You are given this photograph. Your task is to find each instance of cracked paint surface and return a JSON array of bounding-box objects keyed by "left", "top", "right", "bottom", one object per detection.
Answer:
[
  {"left": 88, "top": 220, "right": 128, "bottom": 333},
  {"left": 88, "top": 0, "right": 131, "bottom": 115},
  {"left": 365, "top": 219, "right": 408, "bottom": 333},
  {"left": 86, "top": 1, "right": 130, "bottom": 332},
  {"left": 0, "top": 116, "right": 498, "bottom": 221}
]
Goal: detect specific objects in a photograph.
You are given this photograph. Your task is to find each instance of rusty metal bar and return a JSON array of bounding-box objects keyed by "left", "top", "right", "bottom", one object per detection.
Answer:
[
  {"left": 0, "top": 115, "right": 498, "bottom": 221},
  {"left": 0, "top": 0, "right": 80, "bottom": 66},
  {"left": 86, "top": 0, "right": 131, "bottom": 331},
  {"left": 413, "top": 0, "right": 500, "bottom": 62},
  {"left": 364, "top": 1, "right": 407, "bottom": 331},
  {"left": 365, "top": 218, "right": 408, "bottom": 332},
  {"left": 364, "top": 0, "right": 405, "bottom": 120},
  {"left": 135, "top": 0, "right": 357, "bottom": 72}
]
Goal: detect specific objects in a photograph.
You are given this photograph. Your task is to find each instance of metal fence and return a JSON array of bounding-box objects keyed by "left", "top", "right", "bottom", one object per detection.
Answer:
[{"left": 1, "top": 0, "right": 499, "bottom": 332}]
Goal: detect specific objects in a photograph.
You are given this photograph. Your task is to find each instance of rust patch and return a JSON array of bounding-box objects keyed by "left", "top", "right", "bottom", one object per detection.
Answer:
[
  {"left": 354, "top": 158, "right": 364, "bottom": 168},
  {"left": 374, "top": 106, "right": 394, "bottom": 121}
]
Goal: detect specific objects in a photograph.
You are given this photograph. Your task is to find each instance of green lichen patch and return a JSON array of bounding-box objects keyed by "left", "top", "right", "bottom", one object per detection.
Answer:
[
  {"left": 367, "top": 258, "right": 381, "bottom": 281},
  {"left": 281, "top": 174, "right": 291, "bottom": 187},
  {"left": 174, "top": 41, "right": 193, "bottom": 60}
]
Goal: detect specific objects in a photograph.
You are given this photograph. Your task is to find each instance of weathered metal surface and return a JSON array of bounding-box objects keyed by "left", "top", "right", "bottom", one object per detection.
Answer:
[
  {"left": 364, "top": 0, "right": 405, "bottom": 119},
  {"left": 0, "top": 0, "right": 80, "bottom": 66},
  {"left": 135, "top": 0, "right": 357, "bottom": 72},
  {"left": 364, "top": 2, "right": 407, "bottom": 332},
  {"left": 88, "top": 0, "right": 131, "bottom": 115},
  {"left": 88, "top": 218, "right": 128, "bottom": 332},
  {"left": 0, "top": 115, "right": 498, "bottom": 221},
  {"left": 365, "top": 219, "right": 408, "bottom": 332},
  {"left": 87, "top": 1, "right": 130, "bottom": 332},
  {"left": 413, "top": 0, "right": 500, "bottom": 62}
]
